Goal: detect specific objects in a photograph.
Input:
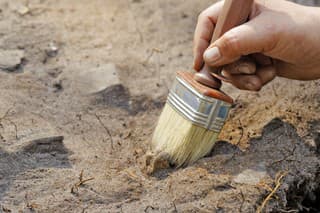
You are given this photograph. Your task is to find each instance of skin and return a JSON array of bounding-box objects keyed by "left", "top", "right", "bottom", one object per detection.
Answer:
[{"left": 193, "top": 0, "right": 320, "bottom": 91}]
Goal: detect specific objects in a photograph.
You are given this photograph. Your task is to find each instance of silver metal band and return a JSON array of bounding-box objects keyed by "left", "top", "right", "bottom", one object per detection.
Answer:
[{"left": 167, "top": 76, "right": 231, "bottom": 132}]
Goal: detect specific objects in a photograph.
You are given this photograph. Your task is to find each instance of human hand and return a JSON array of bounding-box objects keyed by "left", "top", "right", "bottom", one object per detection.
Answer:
[{"left": 193, "top": 0, "right": 320, "bottom": 91}]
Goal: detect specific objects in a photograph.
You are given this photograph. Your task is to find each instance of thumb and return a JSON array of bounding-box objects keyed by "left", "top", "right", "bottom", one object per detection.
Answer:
[{"left": 203, "top": 16, "right": 278, "bottom": 67}]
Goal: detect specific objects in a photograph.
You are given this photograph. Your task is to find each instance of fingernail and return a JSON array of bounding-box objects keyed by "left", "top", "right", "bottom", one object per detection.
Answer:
[
  {"left": 238, "top": 65, "right": 251, "bottom": 74},
  {"left": 204, "top": 46, "right": 221, "bottom": 63}
]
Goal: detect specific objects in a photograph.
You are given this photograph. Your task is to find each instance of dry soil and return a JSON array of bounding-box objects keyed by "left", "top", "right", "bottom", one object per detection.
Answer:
[{"left": 0, "top": 0, "right": 319, "bottom": 212}]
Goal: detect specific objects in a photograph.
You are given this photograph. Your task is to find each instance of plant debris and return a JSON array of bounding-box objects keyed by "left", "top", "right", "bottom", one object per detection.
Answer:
[{"left": 71, "top": 170, "right": 95, "bottom": 194}]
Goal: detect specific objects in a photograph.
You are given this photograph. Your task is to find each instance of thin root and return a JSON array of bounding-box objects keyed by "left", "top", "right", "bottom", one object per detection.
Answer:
[{"left": 256, "top": 171, "right": 288, "bottom": 213}]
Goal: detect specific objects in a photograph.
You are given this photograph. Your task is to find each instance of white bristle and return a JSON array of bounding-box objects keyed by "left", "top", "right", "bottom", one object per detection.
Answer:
[{"left": 152, "top": 104, "right": 219, "bottom": 167}]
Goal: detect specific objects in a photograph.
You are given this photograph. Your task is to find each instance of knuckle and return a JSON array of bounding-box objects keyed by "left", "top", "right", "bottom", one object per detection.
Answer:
[
  {"left": 224, "top": 63, "right": 239, "bottom": 74},
  {"left": 220, "top": 30, "right": 240, "bottom": 55},
  {"left": 197, "top": 14, "right": 213, "bottom": 33},
  {"left": 250, "top": 81, "right": 262, "bottom": 91}
]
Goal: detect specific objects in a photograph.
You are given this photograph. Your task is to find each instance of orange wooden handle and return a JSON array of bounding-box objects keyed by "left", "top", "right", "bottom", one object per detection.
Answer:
[
  {"left": 178, "top": 71, "right": 233, "bottom": 104},
  {"left": 195, "top": 0, "right": 254, "bottom": 89},
  {"left": 212, "top": 0, "right": 253, "bottom": 42}
]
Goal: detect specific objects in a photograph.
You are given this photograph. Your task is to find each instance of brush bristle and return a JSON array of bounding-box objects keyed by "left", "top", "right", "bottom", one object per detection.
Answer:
[{"left": 152, "top": 103, "right": 219, "bottom": 167}]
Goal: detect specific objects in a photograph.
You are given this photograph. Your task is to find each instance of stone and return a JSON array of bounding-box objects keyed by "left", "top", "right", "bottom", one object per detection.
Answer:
[
  {"left": 233, "top": 164, "right": 268, "bottom": 185},
  {"left": 9, "top": 2, "right": 30, "bottom": 15},
  {"left": 45, "top": 42, "right": 59, "bottom": 57},
  {"left": 16, "top": 5, "right": 30, "bottom": 15},
  {"left": 73, "top": 63, "right": 121, "bottom": 94},
  {"left": 0, "top": 50, "right": 24, "bottom": 71},
  {"left": 142, "top": 151, "right": 171, "bottom": 175}
]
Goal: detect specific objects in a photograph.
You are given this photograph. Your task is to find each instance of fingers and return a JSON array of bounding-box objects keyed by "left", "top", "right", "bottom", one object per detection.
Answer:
[
  {"left": 221, "top": 71, "right": 262, "bottom": 91},
  {"left": 194, "top": 2, "right": 279, "bottom": 90},
  {"left": 223, "top": 57, "right": 256, "bottom": 74},
  {"left": 222, "top": 65, "right": 276, "bottom": 91},
  {"left": 251, "top": 53, "right": 272, "bottom": 66},
  {"left": 193, "top": 2, "right": 224, "bottom": 71},
  {"left": 203, "top": 15, "right": 280, "bottom": 67},
  {"left": 255, "top": 65, "right": 276, "bottom": 86},
  {"left": 194, "top": 39, "right": 210, "bottom": 71}
]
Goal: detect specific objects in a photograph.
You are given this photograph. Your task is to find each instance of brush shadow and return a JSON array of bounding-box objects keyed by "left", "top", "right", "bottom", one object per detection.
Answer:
[
  {"left": 150, "top": 141, "right": 242, "bottom": 180},
  {"left": 152, "top": 166, "right": 176, "bottom": 180},
  {"left": 207, "top": 140, "right": 242, "bottom": 157}
]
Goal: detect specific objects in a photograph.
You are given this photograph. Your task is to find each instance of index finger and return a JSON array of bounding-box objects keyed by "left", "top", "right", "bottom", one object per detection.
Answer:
[{"left": 193, "top": 1, "right": 223, "bottom": 71}]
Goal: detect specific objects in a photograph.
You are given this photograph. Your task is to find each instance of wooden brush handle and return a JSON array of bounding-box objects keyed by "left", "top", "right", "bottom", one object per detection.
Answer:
[{"left": 194, "top": 0, "right": 254, "bottom": 88}]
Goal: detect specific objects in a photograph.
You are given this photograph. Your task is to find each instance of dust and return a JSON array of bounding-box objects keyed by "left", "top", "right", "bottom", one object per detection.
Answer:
[{"left": 0, "top": 0, "right": 319, "bottom": 212}]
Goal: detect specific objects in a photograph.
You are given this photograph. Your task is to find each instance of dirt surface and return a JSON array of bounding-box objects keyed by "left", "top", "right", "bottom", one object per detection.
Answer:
[{"left": 0, "top": 0, "right": 319, "bottom": 212}]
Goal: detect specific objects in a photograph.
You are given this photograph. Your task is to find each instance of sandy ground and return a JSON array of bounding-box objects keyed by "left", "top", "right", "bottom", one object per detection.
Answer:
[{"left": 0, "top": 0, "right": 319, "bottom": 212}]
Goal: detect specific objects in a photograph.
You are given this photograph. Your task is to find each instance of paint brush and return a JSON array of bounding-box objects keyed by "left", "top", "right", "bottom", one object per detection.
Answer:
[{"left": 152, "top": 0, "right": 254, "bottom": 167}]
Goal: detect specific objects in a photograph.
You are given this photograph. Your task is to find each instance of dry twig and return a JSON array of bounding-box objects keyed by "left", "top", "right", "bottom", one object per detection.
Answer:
[
  {"left": 71, "top": 170, "right": 95, "bottom": 194},
  {"left": 25, "top": 193, "right": 39, "bottom": 210},
  {"left": 256, "top": 171, "right": 288, "bottom": 213},
  {"left": 237, "top": 119, "right": 244, "bottom": 145},
  {"left": 225, "top": 119, "right": 244, "bottom": 163},
  {"left": 142, "top": 48, "right": 163, "bottom": 65},
  {"left": 257, "top": 181, "right": 279, "bottom": 200},
  {"left": 278, "top": 209, "right": 299, "bottom": 213},
  {"left": 239, "top": 190, "right": 245, "bottom": 212},
  {"left": 172, "top": 201, "right": 178, "bottom": 213},
  {"left": 1, "top": 205, "right": 12, "bottom": 213},
  {"left": 94, "top": 113, "right": 114, "bottom": 150}
]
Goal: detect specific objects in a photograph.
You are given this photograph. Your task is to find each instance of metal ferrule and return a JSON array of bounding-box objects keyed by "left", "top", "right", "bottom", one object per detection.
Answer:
[{"left": 167, "top": 76, "right": 231, "bottom": 132}]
